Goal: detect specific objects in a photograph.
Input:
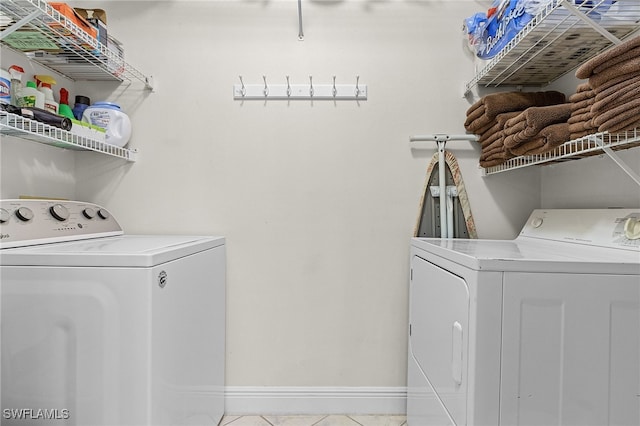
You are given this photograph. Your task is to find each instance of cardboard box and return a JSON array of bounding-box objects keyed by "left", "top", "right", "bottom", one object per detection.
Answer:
[
  {"left": 74, "top": 8, "right": 108, "bottom": 47},
  {"left": 48, "top": 2, "right": 97, "bottom": 48}
]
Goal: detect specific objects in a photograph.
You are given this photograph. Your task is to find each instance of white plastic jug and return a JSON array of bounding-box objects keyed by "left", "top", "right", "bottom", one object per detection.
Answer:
[{"left": 82, "top": 102, "right": 132, "bottom": 147}]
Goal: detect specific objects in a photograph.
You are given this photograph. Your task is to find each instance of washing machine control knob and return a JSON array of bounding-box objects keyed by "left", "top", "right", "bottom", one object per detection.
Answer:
[
  {"left": 49, "top": 204, "right": 70, "bottom": 221},
  {"left": 0, "top": 208, "right": 9, "bottom": 223},
  {"left": 624, "top": 218, "right": 640, "bottom": 240},
  {"left": 82, "top": 208, "right": 96, "bottom": 219},
  {"left": 15, "top": 207, "right": 34, "bottom": 222},
  {"left": 531, "top": 217, "right": 544, "bottom": 228},
  {"left": 97, "top": 209, "right": 110, "bottom": 220}
]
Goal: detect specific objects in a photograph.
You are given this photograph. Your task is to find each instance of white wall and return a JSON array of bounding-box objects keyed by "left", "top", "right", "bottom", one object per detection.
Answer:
[{"left": 3, "top": 0, "right": 550, "bottom": 389}]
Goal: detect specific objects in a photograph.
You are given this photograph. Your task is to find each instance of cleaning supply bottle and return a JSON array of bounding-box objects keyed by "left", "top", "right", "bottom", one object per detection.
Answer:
[
  {"left": 35, "top": 75, "right": 58, "bottom": 114},
  {"left": 0, "top": 68, "right": 10, "bottom": 105},
  {"left": 82, "top": 101, "right": 132, "bottom": 147},
  {"left": 17, "top": 81, "right": 45, "bottom": 109},
  {"left": 72, "top": 95, "right": 90, "bottom": 120},
  {"left": 58, "top": 88, "right": 74, "bottom": 119},
  {"left": 8, "top": 65, "right": 24, "bottom": 106}
]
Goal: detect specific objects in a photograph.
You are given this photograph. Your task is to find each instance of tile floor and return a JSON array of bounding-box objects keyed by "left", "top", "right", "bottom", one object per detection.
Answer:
[{"left": 221, "top": 415, "right": 407, "bottom": 426}]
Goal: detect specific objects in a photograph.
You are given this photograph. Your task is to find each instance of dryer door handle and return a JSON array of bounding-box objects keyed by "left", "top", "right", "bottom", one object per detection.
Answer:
[{"left": 452, "top": 321, "right": 463, "bottom": 386}]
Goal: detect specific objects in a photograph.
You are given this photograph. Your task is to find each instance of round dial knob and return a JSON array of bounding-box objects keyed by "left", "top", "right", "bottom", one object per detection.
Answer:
[
  {"left": 624, "top": 217, "right": 640, "bottom": 240},
  {"left": 49, "top": 204, "right": 70, "bottom": 221},
  {"left": 15, "top": 207, "right": 34, "bottom": 222},
  {"left": 0, "top": 208, "right": 9, "bottom": 223},
  {"left": 97, "top": 209, "right": 110, "bottom": 220},
  {"left": 82, "top": 208, "right": 96, "bottom": 219}
]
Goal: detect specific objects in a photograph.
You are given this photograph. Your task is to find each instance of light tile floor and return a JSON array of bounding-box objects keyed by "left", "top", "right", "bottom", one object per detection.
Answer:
[{"left": 221, "top": 415, "right": 407, "bottom": 426}]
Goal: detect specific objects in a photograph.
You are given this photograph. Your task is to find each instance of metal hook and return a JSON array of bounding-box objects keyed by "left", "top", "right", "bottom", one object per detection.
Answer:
[
  {"left": 355, "top": 75, "right": 360, "bottom": 98},
  {"left": 332, "top": 76, "right": 337, "bottom": 97},
  {"left": 263, "top": 75, "right": 269, "bottom": 97},
  {"left": 286, "top": 75, "right": 291, "bottom": 97},
  {"left": 309, "top": 75, "right": 314, "bottom": 97},
  {"left": 239, "top": 75, "right": 246, "bottom": 97}
]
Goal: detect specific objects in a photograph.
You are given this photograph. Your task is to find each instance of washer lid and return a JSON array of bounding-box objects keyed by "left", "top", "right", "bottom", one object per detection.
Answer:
[
  {"left": 0, "top": 235, "right": 225, "bottom": 267},
  {"left": 411, "top": 237, "right": 640, "bottom": 274}
]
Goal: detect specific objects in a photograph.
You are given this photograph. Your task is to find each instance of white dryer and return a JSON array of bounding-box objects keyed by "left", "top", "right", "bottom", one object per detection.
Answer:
[
  {"left": 0, "top": 199, "right": 225, "bottom": 426},
  {"left": 407, "top": 209, "right": 640, "bottom": 426}
]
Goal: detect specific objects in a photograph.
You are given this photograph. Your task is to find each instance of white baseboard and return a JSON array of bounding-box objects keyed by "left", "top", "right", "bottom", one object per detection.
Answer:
[{"left": 224, "top": 386, "right": 407, "bottom": 415}]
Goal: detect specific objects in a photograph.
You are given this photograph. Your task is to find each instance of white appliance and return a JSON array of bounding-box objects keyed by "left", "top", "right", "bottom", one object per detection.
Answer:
[
  {"left": 407, "top": 209, "right": 640, "bottom": 426},
  {"left": 0, "top": 199, "right": 225, "bottom": 426}
]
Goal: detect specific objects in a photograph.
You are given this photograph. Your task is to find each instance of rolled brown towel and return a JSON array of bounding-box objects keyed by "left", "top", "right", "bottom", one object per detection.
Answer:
[
  {"left": 465, "top": 91, "right": 566, "bottom": 132},
  {"left": 503, "top": 104, "right": 573, "bottom": 149},
  {"left": 575, "top": 35, "right": 640, "bottom": 79},
  {"left": 508, "top": 123, "right": 571, "bottom": 156},
  {"left": 479, "top": 111, "right": 522, "bottom": 147},
  {"left": 589, "top": 57, "right": 640, "bottom": 88}
]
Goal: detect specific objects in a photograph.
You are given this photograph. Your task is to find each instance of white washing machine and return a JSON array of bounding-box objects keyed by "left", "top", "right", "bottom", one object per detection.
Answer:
[
  {"left": 0, "top": 199, "right": 225, "bottom": 426},
  {"left": 407, "top": 209, "right": 640, "bottom": 426}
]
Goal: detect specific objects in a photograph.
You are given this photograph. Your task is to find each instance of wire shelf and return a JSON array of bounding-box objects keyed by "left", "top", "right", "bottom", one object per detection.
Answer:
[
  {"left": 0, "top": 111, "right": 138, "bottom": 161},
  {"left": 0, "top": 0, "right": 152, "bottom": 88},
  {"left": 466, "top": 0, "right": 640, "bottom": 92},
  {"left": 483, "top": 128, "right": 640, "bottom": 175}
]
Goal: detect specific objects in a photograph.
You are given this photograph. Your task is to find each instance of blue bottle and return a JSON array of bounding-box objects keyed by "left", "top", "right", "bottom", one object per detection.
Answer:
[{"left": 72, "top": 95, "right": 90, "bottom": 120}]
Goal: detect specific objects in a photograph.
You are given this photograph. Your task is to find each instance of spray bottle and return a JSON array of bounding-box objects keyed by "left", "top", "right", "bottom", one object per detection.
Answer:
[
  {"left": 58, "top": 88, "right": 74, "bottom": 119},
  {"left": 35, "top": 75, "right": 59, "bottom": 114},
  {"left": 8, "top": 65, "right": 24, "bottom": 106}
]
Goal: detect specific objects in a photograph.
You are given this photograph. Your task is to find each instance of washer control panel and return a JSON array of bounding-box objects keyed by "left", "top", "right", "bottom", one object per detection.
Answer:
[
  {"left": 0, "top": 199, "right": 123, "bottom": 249},
  {"left": 520, "top": 209, "right": 640, "bottom": 250}
]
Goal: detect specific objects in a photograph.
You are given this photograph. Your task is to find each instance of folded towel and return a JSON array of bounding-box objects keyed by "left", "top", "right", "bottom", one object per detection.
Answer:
[
  {"left": 594, "top": 74, "right": 640, "bottom": 103},
  {"left": 593, "top": 98, "right": 640, "bottom": 128},
  {"left": 589, "top": 57, "right": 640, "bottom": 88},
  {"left": 480, "top": 157, "right": 510, "bottom": 168},
  {"left": 599, "top": 113, "right": 640, "bottom": 133},
  {"left": 568, "top": 119, "right": 596, "bottom": 133},
  {"left": 503, "top": 104, "right": 573, "bottom": 148},
  {"left": 508, "top": 123, "right": 571, "bottom": 156},
  {"left": 576, "top": 82, "right": 593, "bottom": 93},
  {"left": 569, "top": 89, "right": 595, "bottom": 103},
  {"left": 479, "top": 111, "right": 522, "bottom": 147},
  {"left": 602, "top": 116, "right": 640, "bottom": 133},
  {"left": 465, "top": 91, "right": 566, "bottom": 132},
  {"left": 568, "top": 110, "right": 594, "bottom": 124},
  {"left": 569, "top": 97, "right": 595, "bottom": 112},
  {"left": 593, "top": 72, "right": 640, "bottom": 94},
  {"left": 592, "top": 83, "right": 640, "bottom": 113},
  {"left": 575, "top": 35, "right": 640, "bottom": 79},
  {"left": 570, "top": 104, "right": 593, "bottom": 116}
]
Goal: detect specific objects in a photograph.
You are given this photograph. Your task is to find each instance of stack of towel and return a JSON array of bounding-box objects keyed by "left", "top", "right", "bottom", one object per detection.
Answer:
[
  {"left": 574, "top": 35, "right": 640, "bottom": 134},
  {"left": 464, "top": 90, "right": 567, "bottom": 167},
  {"left": 567, "top": 82, "right": 597, "bottom": 140}
]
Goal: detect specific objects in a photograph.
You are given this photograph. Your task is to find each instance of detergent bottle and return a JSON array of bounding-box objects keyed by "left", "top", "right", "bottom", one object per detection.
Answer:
[
  {"left": 35, "top": 75, "right": 59, "bottom": 114},
  {"left": 17, "top": 81, "right": 45, "bottom": 109}
]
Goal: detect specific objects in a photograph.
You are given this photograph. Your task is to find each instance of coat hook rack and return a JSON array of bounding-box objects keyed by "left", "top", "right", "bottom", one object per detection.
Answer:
[{"left": 233, "top": 75, "right": 368, "bottom": 101}]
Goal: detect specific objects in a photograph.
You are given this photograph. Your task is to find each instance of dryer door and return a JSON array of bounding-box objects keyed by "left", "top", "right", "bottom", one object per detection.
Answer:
[{"left": 409, "top": 255, "right": 470, "bottom": 425}]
